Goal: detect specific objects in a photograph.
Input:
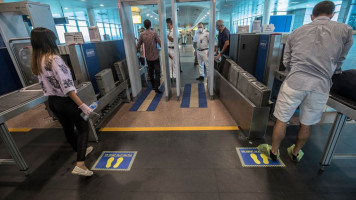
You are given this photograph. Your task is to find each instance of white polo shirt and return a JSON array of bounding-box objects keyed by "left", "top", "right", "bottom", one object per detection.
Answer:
[
  {"left": 193, "top": 30, "right": 209, "bottom": 50},
  {"left": 168, "top": 28, "right": 174, "bottom": 47}
]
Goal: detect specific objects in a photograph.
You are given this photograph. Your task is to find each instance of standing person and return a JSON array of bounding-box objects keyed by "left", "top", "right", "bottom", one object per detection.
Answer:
[
  {"left": 138, "top": 28, "right": 146, "bottom": 66},
  {"left": 166, "top": 18, "right": 177, "bottom": 81},
  {"left": 182, "top": 29, "right": 187, "bottom": 45},
  {"left": 30, "top": 27, "right": 94, "bottom": 176},
  {"left": 193, "top": 22, "right": 210, "bottom": 81},
  {"left": 137, "top": 19, "right": 162, "bottom": 94},
  {"left": 258, "top": 1, "right": 353, "bottom": 162},
  {"left": 215, "top": 19, "right": 230, "bottom": 60},
  {"left": 193, "top": 29, "right": 199, "bottom": 66}
]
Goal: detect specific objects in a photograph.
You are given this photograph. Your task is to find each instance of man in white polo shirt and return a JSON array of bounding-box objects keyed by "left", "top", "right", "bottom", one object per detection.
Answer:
[{"left": 193, "top": 22, "right": 210, "bottom": 81}]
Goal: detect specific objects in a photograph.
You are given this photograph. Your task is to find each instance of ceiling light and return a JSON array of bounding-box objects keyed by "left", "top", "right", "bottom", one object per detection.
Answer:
[
  {"left": 147, "top": 14, "right": 149, "bottom": 16},
  {"left": 64, "top": 7, "right": 68, "bottom": 10},
  {"left": 155, "top": 18, "right": 157, "bottom": 20},
  {"left": 81, "top": 0, "right": 85, "bottom": 1},
  {"left": 291, "top": 2, "right": 299, "bottom": 4},
  {"left": 150, "top": 16, "right": 153, "bottom": 18},
  {"left": 100, "top": 4, "right": 104, "bottom": 7}
]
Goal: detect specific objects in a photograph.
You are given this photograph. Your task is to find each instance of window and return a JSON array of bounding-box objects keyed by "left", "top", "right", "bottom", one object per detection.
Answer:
[
  {"left": 79, "top": 26, "right": 90, "bottom": 42},
  {"left": 55, "top": 25, "right": 66, "bottom": 44},
  {"left": 116, "top": 24, "right": 122, "bottom": 39},
  {"left": 77, "top": 20, "right": 89, "bottom": 42},
  {"left": 98, "top": 23, "right": 105, "bottom": 40},
  {"left": 66, "top": 26, "right": 79, "bottom": 33},
  {"left": 68, "top": 20, "right": 77, "bottom": 26},
  {"left": 77, "top": 20, "right": 87, "bottom": 27},
  {"left": 111, "top": 24, "right": 118, "bottom": 40}
]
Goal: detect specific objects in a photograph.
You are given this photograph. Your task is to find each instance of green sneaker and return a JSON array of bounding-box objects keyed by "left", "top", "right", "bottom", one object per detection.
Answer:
[
  {"left": 257, "top": 144, "right": 280, "bottom": 161},
  {"left": 287, "top": 144, "right": 304, "bottom": 162}
]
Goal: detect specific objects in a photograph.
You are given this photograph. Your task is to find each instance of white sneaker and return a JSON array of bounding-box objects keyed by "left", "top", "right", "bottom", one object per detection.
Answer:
[
  {"left": 72, "top": 166, "right": 93, "bottom": 176},
  {"left": 85, "top": 146, "right": 93, "bottom": 157}
]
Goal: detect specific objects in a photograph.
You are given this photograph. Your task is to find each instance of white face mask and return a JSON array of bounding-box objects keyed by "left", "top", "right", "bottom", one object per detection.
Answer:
[{"left": 198, "top": 28, "right": 203, "bottom": 33}]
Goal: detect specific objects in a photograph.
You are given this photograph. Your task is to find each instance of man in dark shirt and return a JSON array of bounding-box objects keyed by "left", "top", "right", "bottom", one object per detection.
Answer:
[
  {"left": 215, "top": 19, "right": 230, "bottom": 60},
  {"left": 137, "top": 20, "right": 162, "bottom": 94}
]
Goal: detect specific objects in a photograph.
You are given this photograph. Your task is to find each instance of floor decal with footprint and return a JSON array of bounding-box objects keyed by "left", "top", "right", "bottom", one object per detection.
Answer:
[
  {"left": 236, "top": 147, "right": 285, "bottom": 167},
  {"left": 106, "top": 157, "right": 124, "bottom": 168},
  {"left": 92, "top": 151, "right": 137, "bottom": 171}
]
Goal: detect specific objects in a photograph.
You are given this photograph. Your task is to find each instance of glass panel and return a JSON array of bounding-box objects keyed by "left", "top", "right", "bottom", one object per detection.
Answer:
[
  {"left": 66, "top": 26, "right": 78, "bottom": 33},
  {"left": 77, "top": 20, "right": 87, "bottom": 26},
  {"left": 68, "top": 20, "right": 76, "bottom": 26},
  {"left": 111, "top": 24, "right": 117, "bottom": 40},
  {"left": 98, "top": 23, "right": 104, "bottom": 28},
  {"left": 104, "top": 23, "right": 110, "bottom": 28},
  {"left": 119, "top": 28, "right": 122, "bottom": 39},
  {"left": 79, "top": 26, "right": 90, "bottom": 42},
  {"left": 55, "top": 25, "right": 66, "bottom": 44},
  {"left": 343, "top": 5, "right": 356, "bottom": 70},
  {"left": 98, "top": 27, "right": 105, "bottom": 40}
]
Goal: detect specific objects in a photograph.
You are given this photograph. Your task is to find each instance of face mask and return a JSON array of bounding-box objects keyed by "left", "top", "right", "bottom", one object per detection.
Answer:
[{"left": 198, "top": 28, "right": 203, "bottom": 33}]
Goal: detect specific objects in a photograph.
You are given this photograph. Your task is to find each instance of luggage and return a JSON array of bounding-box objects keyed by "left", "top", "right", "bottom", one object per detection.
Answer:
[{"left": 330, "top": 69, "right": 356, "bottom": 102}]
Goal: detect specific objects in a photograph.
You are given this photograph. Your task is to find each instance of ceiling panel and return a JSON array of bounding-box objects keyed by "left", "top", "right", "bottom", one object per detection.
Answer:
[{"left": 2, "top": 0, "right": 349, "bottom": 27}]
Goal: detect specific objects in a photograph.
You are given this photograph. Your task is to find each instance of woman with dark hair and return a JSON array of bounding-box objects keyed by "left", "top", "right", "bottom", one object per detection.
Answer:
[{"left": 31, "top": 27, "right": 94, "bottom": 176}]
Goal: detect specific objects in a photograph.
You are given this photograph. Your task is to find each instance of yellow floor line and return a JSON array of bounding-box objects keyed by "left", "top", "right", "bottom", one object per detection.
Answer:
[
  {"left": 100, "top": 126, "right": 239, "bottom": 132},
  {"left": 8, "top": 128, "right": 32, "bottom": 132},
  {"left": 190, "top": 83, "right": 199, "bottom": 107},
  {"left": 137, "top": 90, "right": 156, "bottom": 111}
]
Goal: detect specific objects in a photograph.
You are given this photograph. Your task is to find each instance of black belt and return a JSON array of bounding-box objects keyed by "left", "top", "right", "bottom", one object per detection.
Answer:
[
  {"left": 198, "top": 48, "right": 208, "bottom": 51},
  {"left": 168, "top": 47, "right": 174, "bottom": 49}
]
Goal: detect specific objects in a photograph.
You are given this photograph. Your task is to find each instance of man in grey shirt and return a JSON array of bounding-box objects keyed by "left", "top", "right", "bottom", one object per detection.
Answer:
[{"left": 258, "top": 1, "right": 353, "bottom": 162}]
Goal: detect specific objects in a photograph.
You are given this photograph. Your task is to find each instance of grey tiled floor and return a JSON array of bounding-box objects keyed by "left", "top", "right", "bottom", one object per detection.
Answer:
[{"left": 1, "top": 123, "right": 356, "bottom": 200}]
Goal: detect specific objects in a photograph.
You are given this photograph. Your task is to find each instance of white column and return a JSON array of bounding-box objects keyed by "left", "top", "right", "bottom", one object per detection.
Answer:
[
  {"left": 208, "top": 0, "right": 216, "bottom": 98},
  {"left": 158, "top": 0, "right": 172, "bottom": 100},
  {"left": 171, "top": 0, "right": 181, "bottom": 100},
  {"left": 262, "top": 0, "right": 273, "bottom": 25},
  {"left": 87, "top": 8, "right": 97, "bottom": 26},
  {"left": 118, "top": 1, "right": 142, "bottom": 98}
]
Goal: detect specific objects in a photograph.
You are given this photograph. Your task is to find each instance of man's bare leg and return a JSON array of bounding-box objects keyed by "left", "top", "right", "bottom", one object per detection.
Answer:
[
  {"left": 293, "top": 123, "right": 311, "bottom": 155},
  {"left": 271, "top": 119, "right": 288, "bottom": 155}
]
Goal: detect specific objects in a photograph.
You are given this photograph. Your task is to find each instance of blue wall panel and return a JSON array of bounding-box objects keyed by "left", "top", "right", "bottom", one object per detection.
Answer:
[
  {"left": 81, "top": 43, "right": 101, "bottom": 94},
  {"left": 114, "top": 40, "right": 126, "bottom": 61},
  {"left": 255, "top": 34, "right": 270, "bottom": 82}
]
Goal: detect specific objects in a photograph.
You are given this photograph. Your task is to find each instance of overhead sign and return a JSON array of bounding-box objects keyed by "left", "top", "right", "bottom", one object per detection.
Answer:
[
  {"left": 92, "top": 151, "right": 137, "bottom": 171},
  {"left": 238, "top": 25, "right": 250, "bottom": 33},
  {"left": 236, "top": 147, "right": 285, "bottom": 167},
  {"left": 132, "top": 15, "right": 142, "bottom": 24},
  {"left": 64, "top": 32, "right": 85, "bottom": 45},
  {"left": 89, "top": 26, "right": 101, "bottom": 42},
  {"left": 262, "top": 24, "right": 276, "bottom": 33},
  {"left": 252, "top": 20, "right": 261, "bottom": 33}
]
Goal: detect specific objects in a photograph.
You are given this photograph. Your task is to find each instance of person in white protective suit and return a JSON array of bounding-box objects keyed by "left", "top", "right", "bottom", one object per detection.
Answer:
[{"left": 193, "top": 22, "right": 209, "bottom": 81}]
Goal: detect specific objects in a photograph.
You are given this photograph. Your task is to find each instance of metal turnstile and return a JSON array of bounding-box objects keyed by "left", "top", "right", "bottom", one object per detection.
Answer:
[
  {"left": 0, "top": 82, "right": 98, "bottom": 175},
  {"left": 320, "top": 94, "right": 356, "bottom": 171}
]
